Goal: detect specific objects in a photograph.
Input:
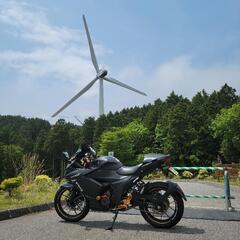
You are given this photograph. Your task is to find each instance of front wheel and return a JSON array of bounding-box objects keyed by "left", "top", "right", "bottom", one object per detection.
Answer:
[
  {"left": 139, "top": 184, "right": 184, "bottom": 228},
  {"left": 54, "top": 187, "right": 89, "bottom": 222}
]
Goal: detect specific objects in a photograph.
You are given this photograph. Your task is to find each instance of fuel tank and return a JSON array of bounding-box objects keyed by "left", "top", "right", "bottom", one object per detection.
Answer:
[
  {"left": 65, "top": 156, "right": 123, "bottom": 180},
  {"left": 95, "top": 156, "right": 123, "bottom": 170}
]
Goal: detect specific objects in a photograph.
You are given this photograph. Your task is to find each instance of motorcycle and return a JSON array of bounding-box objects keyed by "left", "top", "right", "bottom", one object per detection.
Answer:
[{"left": 54, "top": 144, "right": 186, "bottom": 230}]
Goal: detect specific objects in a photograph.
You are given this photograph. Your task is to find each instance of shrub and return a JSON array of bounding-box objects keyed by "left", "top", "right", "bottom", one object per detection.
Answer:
[
  {"left": 34, "top": 175, "right": 52, "bottom": 184},
  {"left": 0, "top": 176, "right": 23, "bottom": 196},
  {"left": 197, "top": 169, "right": 209, "bottom": 179},
  {"left": 32, "top": 175, "right": 56, "bottom": 192},
  {"left": 206, "top": 175, "right": 214, "bottom": 180},
  {"left": 182, "top": 171, "right": 193, "bottom": 179}
]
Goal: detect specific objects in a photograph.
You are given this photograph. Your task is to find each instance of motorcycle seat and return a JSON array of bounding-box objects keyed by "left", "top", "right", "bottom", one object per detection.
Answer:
[
  {"left": 143, "top": 154, "right": 170, "bottom": 163},
  {"left": 117, "top": 164, "right": 142, "bottom": 176}
]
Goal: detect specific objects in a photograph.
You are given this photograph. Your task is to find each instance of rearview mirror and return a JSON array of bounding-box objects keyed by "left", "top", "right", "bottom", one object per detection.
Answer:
[{"left": 62, "top": 152, "right": 69, "bottom": 159}]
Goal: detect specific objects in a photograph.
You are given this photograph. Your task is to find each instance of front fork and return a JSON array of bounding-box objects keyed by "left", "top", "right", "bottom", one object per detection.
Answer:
[{"left": 59, "top": 181, "right": 82, "bottom": 206}]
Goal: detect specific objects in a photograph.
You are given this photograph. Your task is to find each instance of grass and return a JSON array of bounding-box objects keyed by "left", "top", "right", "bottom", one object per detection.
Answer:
[{"left": 0, "top": 181, "right": 59, "bottom": 211}]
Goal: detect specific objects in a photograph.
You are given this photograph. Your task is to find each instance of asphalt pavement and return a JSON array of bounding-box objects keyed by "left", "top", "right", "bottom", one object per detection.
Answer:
[
  {"left": 0, "top": 181, "right": 239, "bottom": 240},
  {"left": 0, "top": 209, "right": 239, "bottom": 240}
]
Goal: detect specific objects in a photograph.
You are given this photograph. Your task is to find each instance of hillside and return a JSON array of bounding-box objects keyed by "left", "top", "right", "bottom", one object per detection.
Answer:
[{"left": 0, "top": 84, "right": 239, "bottom": 179}]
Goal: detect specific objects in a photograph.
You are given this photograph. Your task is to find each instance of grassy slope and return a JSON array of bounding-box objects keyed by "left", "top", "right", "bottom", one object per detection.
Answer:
[{"left": 0, "top": 183, "right": 59, "bottom": 211}]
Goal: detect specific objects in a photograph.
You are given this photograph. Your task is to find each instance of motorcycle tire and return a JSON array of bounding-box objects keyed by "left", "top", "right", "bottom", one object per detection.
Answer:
[
  {"left": 139, "top": 183, "right": 184, "bottom": 228},
  {"left": 54, "top": 187, "right": 89, "bottom": 222}
]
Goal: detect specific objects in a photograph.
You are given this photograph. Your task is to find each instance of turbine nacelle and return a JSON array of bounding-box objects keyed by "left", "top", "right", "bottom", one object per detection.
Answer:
[{"left": 97, "top": 69, "right": 108, "bottom": 79}]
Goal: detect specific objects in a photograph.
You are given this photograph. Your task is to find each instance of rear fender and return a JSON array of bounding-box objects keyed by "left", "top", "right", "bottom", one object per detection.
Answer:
[
  {"left": 166, "top": 181, "right": 187, "bottom": 201},
  {"left": 143, "top": 181, "right": 187, "bottom": 201}
]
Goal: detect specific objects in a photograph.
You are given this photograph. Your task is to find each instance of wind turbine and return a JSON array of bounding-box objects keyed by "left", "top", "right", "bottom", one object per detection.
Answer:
[
  {"left": 52, "top": 15, "right": 147, "bottom": 118},
  {"left": 74, "top": 115, "right": 83, "bottom": 125}
]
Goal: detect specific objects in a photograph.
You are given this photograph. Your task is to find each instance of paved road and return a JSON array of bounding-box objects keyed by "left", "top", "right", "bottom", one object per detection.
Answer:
[
  {"left": 0, "top": 181, "right": 239, "bottom": 240},
  {"left": 0, "top": 210, "right": 239, "bottom": 240}
]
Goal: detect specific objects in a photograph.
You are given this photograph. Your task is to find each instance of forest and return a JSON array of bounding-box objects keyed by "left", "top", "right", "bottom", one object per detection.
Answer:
[{"left": 0, "top": 83, "right": 239, "bottom": 180}]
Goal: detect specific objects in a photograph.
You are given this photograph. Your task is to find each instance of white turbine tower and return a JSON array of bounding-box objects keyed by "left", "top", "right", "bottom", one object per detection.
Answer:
[{"left": 52, "top": 15, "right": 146, "bottom": 118}]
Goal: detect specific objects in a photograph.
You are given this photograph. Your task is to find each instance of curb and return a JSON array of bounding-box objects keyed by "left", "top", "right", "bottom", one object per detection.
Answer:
[{"left": 0, "top": 202, "right": 54, "bottom": 221}]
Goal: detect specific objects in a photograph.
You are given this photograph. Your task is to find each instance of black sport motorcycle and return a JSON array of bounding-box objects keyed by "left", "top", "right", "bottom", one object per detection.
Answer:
[{"left": 54, "top": 144, "right": 186, "bottom": 230}]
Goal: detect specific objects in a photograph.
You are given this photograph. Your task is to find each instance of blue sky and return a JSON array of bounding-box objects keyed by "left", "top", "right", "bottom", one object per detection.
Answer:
[{"left": 0, "top": 0, "right": 240, "bottom": 123}]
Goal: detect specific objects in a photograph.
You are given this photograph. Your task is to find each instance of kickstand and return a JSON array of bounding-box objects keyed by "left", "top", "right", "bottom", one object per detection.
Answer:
[{"left": 106, "top": 210, "right": 119, "bottom": 231}]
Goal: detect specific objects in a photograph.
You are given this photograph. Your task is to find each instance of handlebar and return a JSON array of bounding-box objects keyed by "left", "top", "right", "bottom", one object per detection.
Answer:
[{"left": 63, "top": 146, "right": 97, "bottom": 169}]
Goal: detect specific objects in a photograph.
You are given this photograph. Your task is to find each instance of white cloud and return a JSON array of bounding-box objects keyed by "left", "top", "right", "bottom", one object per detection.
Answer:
[
  {"left": 150, "top": 56, "right": 240, "bottom": 100},
  {"left": 0, "top": 0, "right": 108, "bottom": 91},
  {"left": 103, "top": 57, "right": 240, "bottom": 114},
  {"left": 0, "top": 1, "right": 79, "bottom": 46}
]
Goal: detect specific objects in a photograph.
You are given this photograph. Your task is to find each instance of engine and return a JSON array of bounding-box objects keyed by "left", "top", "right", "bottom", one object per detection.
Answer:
[
  {"left": 96, "top": 190, "right": 134, "bottom": 210},
  {"left": 96, "top": 190, "right": 111, "bottom": 210}
]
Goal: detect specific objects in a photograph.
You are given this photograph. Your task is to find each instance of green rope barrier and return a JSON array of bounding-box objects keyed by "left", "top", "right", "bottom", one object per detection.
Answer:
[
  {"left": 186, "top": 194, "right": 225, "bottom": 199},
  {"left": 172, "top": 167, "right": 224, "bottom": 171},
  {"left": 185, "top": 194, "right": 235, "bottom": 199},
  {"left": 164, "top": 166, "right": 235, "bottom": 208}
]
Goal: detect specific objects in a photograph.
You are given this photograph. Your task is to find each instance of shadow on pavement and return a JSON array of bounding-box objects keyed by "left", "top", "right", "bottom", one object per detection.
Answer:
[
  {"left": 61, "top": 220, "right": 205, "bottom": 234},
  {"left": 119, "top": 207, "right": 240, "bottom": 221}
]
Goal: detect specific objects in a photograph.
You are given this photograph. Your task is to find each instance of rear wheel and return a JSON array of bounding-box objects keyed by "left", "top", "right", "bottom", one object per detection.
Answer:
[
  {"left": 140, "top": 184, "right": 184, "bottom": 228},
  {"left": 54, "top": 187, "right": 89, "bottom": 222}
]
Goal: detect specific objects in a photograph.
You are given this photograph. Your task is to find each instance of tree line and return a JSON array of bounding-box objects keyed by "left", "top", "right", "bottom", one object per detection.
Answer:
[{"left": 0, "top": 83, "right": 239, "bottom": 180}]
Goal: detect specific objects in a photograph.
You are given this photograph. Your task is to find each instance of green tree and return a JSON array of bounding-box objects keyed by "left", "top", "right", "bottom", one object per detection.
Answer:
[
  {"left": 99, "top": 121, "right": 149, "bottom": 164},
  {"left": 211, "top": 103, "right": 240, "bottom": 163},
  {"left": 207, "top": 84, "right": 238, "bottom": 117},
  {"left": 0, "top": 116, "right": 50, "bottom": 153},
  {"left": 34, "top": 130, "right": 48, "bottom": 160},
  {"left": 125, "top": 121, "right": 150, "bottom": 155},
  {"left": 144, "top": 99, "right": 163, "bottom": 147},
  {"left": 82, "top": 117, "right": 95, "bottom": 145},
  {"left": 0, "top": 144, "right": 24, "bottom": 180},
  {"left": 93, "top": 115, "right": 109, "bottom": 149},
  {"left": 188, "top": 90, "right": 218, "bottom": 165},
  {"left": 68, "top": 126, "right": 83, "bottom": 153},
  {"left": 155, "top": 100, "right": 193, "bottom": 165},
  {"left": 99, "top": 127, "right": 134, "bottom": 164},
  {"left": 44, "top": 119, "right": 71, "bottom": 177}
]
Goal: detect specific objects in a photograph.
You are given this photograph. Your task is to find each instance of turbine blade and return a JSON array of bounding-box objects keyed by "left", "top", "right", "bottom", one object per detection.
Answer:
[
  {"left": 74, "top": 116, "right": 83, "bottom": 125},
  {"left": 52, "top": 78, "right": 98, "bottom": 117},
  {"left": 103, "top": 77, "right": 147, "bottom": 96},
  {"left": 83, "top": 15, "right": 99, "bottom": 73}
]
